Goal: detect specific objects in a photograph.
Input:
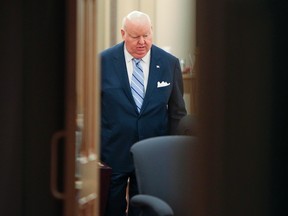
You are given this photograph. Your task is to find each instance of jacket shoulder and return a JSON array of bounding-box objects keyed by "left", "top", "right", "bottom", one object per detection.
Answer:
[{"left": 151, "top": 45, "right": 178, "bottom": 60}]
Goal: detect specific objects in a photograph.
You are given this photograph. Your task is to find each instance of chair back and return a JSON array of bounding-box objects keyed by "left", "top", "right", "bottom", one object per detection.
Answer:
[{"left": 130, "top": 135, "right": 198, "bottom": 216}]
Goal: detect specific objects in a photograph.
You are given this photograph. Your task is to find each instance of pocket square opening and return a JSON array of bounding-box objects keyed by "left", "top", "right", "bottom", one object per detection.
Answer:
[{"left": 157, "top": 81, "right": 171, "bottom": 87}]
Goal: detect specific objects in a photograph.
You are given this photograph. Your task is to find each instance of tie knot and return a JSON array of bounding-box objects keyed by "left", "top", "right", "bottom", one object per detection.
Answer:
[{"left": 133, "top": 58, "right": 141, "bottom": 64}]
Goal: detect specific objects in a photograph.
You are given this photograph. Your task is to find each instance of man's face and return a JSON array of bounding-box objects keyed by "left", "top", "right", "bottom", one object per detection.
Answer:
[{"left": 121, "top": 19, "right": 153, "bottom": 59}]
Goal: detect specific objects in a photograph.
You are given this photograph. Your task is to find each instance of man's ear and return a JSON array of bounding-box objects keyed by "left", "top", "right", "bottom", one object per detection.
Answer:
[{"left": 121, "top": 29, "right": 125, "bottom": 39}]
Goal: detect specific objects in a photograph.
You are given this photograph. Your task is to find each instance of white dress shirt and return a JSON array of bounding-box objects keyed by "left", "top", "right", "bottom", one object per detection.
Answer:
[{"left": 124, "top": 45, "right": 151, "bottom": 91}]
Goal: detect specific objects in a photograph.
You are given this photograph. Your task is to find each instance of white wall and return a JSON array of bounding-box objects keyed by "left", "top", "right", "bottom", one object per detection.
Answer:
[{"left": 154, "top": 0, "right": 195, "bottom": 60}]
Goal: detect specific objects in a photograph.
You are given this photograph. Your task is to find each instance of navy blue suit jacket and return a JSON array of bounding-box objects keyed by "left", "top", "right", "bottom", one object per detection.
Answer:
[{"left": 100, "top": 42, "right": 186, "bottom": 172}]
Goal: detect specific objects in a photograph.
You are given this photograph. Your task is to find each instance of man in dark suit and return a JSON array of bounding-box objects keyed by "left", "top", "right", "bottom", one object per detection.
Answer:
[{"left": 100, "top": 10, "right": 187, "bottom": 216}]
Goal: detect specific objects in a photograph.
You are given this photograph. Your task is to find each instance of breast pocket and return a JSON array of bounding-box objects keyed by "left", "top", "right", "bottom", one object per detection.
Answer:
[{"left": 152, "top": 84, "right": 172, "bottom": 104}]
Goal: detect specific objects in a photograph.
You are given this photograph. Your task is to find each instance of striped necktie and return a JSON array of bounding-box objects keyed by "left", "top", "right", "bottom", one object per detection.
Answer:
[{"left": 131, "top": 58, "right": 145, "bottom": 113}]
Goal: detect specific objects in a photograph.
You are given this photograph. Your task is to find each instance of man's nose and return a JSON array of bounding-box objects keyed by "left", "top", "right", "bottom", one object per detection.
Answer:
[{"left": 138, "top": 36, "right": 145, "bottom": 44}]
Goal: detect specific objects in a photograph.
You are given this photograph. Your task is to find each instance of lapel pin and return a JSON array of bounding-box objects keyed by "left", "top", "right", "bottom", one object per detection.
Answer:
[{"left": 156, "top": 65, "right": 160, "bottom": 68}]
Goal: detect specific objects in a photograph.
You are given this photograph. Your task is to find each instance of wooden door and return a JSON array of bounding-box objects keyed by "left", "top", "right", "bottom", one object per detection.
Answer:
[
  {"left": 50, "top": 0, "right": 100, "bottom": 215},
  {"left": 75, "top": 0, "right": 100, "bottom": 214}
]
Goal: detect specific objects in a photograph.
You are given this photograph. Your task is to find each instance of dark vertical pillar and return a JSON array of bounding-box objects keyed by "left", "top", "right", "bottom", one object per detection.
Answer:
[
  {"left": 195, "top": 0, "right": 288, "bottom": 216},
  {"left": 269, "top": 2, "right": 288, "bottom": 215},
  {"left": 22, "top": 0, "right": 66, "bottom": 215},
  {"left": 0, "top": 0, "right": 66, "bottom": 215},
  {"left": 0, "top": 1, "right": 24, "bottom": 215}
]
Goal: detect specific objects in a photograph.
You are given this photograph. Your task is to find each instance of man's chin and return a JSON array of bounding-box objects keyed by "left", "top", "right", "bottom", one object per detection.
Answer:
[{"left": 135, "top": 52, "right": 147, "bottom": 59}]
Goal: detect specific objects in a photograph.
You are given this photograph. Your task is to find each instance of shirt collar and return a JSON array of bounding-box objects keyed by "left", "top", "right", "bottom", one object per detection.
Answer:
[{"left": 124, "top": 44, "right": 151, "bottom": 63}]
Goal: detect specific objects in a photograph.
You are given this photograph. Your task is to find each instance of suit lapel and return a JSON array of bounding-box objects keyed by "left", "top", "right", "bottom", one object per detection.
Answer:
[
  {"left": 112, "top": 43, "right": 136, "bottom": 107},
  {"left": 141, "top": 46, "right": 163, "bottom": 112}
]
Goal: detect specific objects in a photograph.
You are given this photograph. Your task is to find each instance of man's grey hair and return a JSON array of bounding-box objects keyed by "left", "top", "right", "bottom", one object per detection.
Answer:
[{"left": 122, "top": 10, "right": 152, "bottom": 30}]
